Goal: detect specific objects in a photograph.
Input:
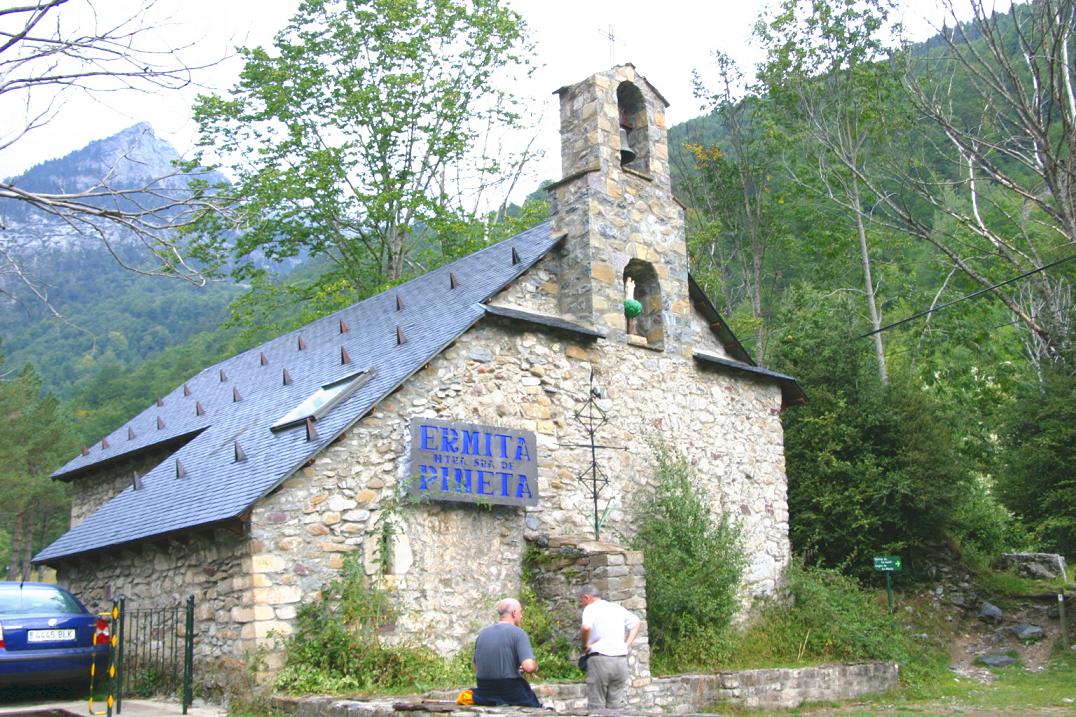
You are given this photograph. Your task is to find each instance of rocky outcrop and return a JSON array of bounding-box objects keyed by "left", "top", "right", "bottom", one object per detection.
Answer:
[{"left": 996, "top": 553, "right": 1069, "bottom": 581}]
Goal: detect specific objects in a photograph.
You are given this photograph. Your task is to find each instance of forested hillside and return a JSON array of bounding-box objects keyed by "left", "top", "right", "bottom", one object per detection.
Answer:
[
  {"left": 1, "top": 0, "right": 1072, "bottom": 580},
  {"left": 670, "top": 0, "right": 1074, "bottom": 568},
  {"left": 0, "top": 124, "right": 240, "bottom": 397}
]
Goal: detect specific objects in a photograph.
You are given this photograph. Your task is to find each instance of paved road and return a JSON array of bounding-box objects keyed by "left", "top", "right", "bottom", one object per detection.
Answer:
[{"left": 0, "top": 686, "right": 225, "bottom": 717}]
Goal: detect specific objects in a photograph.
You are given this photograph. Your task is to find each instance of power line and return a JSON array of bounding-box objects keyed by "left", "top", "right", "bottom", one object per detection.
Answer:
[{"left": 859, "top": 253, "right": 1076, "bottom": 339}]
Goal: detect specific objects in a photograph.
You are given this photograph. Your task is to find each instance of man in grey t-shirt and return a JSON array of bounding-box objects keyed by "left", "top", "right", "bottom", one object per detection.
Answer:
[{"left": 472, "top": 597, "right": 541, "bottom": 707}]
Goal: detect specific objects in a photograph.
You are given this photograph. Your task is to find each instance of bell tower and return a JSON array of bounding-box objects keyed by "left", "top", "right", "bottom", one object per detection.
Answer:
[{"left": 549, "top": 65, "right": 692, "bottom": 353}]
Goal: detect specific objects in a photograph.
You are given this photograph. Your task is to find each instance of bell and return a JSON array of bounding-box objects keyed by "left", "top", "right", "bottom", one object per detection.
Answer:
[{"left": 619, "top": 127, "right": 636, "bottom": 164}]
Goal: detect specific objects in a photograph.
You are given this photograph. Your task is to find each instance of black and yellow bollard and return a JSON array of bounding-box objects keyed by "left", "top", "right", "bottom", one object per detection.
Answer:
[{"left": 88, "top": 601, "right": 119, "bottom": 716}]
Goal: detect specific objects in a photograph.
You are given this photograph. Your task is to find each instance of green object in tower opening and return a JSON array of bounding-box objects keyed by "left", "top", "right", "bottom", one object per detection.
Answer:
[{"left": 624, "top": 298, "right": 642, "bottom": 318}]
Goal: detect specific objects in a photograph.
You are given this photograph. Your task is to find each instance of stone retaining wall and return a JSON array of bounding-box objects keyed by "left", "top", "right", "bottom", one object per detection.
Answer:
[
  {"left": 274, "top": 661, "right": 900, "bottom": 715},
  {"left": 525, "top": 536, "right": 651, "bottom": 680}
]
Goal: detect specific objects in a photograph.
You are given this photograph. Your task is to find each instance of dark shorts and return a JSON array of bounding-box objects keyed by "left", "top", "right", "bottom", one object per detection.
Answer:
[{"left": 473, "top": 677, "right": 541, "bottom": 707}]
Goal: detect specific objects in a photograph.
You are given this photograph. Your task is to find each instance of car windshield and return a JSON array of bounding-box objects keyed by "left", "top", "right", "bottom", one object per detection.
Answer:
[{"left": 0, "top": 586, "right": 83, "bottom": 615}]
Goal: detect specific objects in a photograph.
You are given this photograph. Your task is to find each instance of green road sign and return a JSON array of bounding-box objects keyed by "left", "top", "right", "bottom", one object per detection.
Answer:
[{"left": 873, "top": 555, "right": 902, "bottom": 571}]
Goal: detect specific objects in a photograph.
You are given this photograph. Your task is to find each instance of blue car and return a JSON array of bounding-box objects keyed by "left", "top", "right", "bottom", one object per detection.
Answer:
[{"left": 0, "top": 582, "right": 110, "bottom": 686}]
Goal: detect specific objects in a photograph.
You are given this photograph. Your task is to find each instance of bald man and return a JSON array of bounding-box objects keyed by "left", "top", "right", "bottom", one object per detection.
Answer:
[{"left": 471, "top": 597, "right": 541, "bottom": 708}]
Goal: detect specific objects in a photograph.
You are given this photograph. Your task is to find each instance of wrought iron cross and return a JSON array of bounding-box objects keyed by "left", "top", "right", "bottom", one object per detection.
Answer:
[{"left": 560, "top": 369, "right": 627, "bottom": 539}]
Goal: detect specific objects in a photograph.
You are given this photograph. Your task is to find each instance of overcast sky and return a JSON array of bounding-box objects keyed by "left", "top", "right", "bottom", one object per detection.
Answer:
[{"left": 0, "top": 0, "right": 964, "bottom": 199}]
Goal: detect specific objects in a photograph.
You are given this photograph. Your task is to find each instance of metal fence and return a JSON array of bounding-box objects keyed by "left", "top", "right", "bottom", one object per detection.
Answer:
[{"left": 96, "top": 595, "right": 195, "bottom": 715}]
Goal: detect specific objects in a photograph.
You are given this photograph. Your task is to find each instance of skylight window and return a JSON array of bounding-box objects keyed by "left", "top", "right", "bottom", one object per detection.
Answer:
[{"left": 271, "top": 370, "right": 373, "bottom": 431}]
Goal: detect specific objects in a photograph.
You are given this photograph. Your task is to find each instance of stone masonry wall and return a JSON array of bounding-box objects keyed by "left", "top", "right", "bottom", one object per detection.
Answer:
[
  {"left": 239, "top": 313, "right": 789, "bottom": 665},
  {"left": 525, "top": 537, "right": 651, "bottom": 681},
  {"left": 277, "top": 662, "right": 900, "bottom": 715},
  {"left": 58, "top": 526, "right": 253, "bottom": 693},
  {"left": 67, "top": 445, "right": 178, "bottom": 527}
]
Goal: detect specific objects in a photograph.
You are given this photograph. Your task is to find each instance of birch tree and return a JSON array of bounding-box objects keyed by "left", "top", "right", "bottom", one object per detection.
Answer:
[
  {"left": 865, "top": 0, "right": 1075, "bottom": 367},
  {"left": 757, "top": 0, "right": 905, "bottom": 383},
  {"left": 684, "top": 53, "right": 781, "bottom": 363}
]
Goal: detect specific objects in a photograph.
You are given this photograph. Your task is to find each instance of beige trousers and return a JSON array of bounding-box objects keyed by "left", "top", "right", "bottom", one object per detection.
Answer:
[{"left": 585, "top": 654, "right": 629, "bottom": 709}]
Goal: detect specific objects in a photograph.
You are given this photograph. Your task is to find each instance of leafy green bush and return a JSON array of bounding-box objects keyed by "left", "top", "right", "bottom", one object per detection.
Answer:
[
  {"left": 517, "top": 580, "right": 583, "bottom": 681},
  {"left": 275, "top": 555, "right": 471, "bottom": 694},
  {"left": 631, "top": 444, "right": 746, "bottom": 672},
  {"left": 948, "top": 476, "right": 1026, "bottom": 564},
  {"left": 771, "top": 288, "right": 977, "bottom": 579},
  {"left": 729, "top": 562, "right": 949, "bottom": 688}
]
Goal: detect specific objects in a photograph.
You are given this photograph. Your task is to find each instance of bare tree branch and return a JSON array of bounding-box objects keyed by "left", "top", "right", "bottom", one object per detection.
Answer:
[{"left": 0, "top": 0, "right": 236, "bottom": 315}]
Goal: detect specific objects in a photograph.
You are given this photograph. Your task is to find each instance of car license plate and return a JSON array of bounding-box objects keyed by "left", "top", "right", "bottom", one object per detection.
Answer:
[{"left": 27, "top": 629, "right": 75, "bottom": 642}]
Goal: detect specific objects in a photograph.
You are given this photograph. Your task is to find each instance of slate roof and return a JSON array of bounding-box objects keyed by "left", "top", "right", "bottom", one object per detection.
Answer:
[
  {"left": 693, "top": 350, "right": 807, "bottom": 407},
  {"left": 480, "top": 304, "right": 605, "bottom": 339},
  {"left": 35, "top": 222, "right": 562, "bottom": 564}
]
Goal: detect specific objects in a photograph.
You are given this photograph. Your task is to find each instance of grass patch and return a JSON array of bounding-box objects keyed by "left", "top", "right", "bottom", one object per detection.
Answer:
[
  {"left": 701, "top": 569, "right": 1076, "bottom": 715},
  {"left": 702, "top": 563, "right": 951, "bottom": 690}
]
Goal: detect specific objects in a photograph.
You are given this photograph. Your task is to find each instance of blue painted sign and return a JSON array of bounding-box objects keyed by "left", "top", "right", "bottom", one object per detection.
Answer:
[{"left": 408, "top": 418, "right": 539, "bottom": 507}]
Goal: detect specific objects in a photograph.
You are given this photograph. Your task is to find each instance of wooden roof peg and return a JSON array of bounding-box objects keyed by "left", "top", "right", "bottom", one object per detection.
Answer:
[
  {"left": 396, "top": 325, "right": 407, "bottom": 345},
  {"left": 234, "top": 441, "right": 247, "bottom": 463},
  {"left": 260, "top": 352, "right": 269, "bottom": 366},
  {"left": 176, "top": 459, "right": 187, "bottom": 479},
  {"left": 283, "top": 368, "right": 293, "bottom": 386},
  {"left": 450, "top": 272, "right": 460, "bottom": 289},
  {"left": 341, "top": 346, "right": 351, "bottom": 364},
  {"left": 305, "top": 417, "right": 318, "bottom": 442},
  {"left": 196, "top": 402, "right": 206, "bottom": 416}
]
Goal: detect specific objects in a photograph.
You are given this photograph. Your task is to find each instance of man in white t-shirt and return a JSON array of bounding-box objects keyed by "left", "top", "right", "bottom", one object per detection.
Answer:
[{"left": 578, "top": 584, "right": 642, "bottom": 710}]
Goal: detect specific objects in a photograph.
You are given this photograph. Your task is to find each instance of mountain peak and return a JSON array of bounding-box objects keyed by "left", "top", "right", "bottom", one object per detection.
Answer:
[{"left": 5, "top": 123, "right": 182, "bottom": 195}]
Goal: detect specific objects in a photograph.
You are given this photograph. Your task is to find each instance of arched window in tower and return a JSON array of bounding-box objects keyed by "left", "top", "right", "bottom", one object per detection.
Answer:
[
  {"left": 616, "top": 81, "right": 650, "bottom": 172},
  {"left": 623, "top": 259, "right": 664, "bottom": 348}
]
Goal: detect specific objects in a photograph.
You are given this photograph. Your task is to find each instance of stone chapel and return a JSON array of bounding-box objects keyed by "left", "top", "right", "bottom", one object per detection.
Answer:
[{"left": 35, "top": 65, "right": 803, "bottom": 686}]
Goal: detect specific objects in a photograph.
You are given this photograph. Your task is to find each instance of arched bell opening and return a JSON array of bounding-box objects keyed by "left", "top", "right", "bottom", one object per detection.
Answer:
[
  {"left": 623, "top": 259, "right": 664, "bottom": 348},
  {"left": 616, "top": 81, "right": 650, "bottom": 173}
]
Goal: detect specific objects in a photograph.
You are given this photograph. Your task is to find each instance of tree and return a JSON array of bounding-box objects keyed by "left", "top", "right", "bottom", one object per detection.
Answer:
[
  {"left": 860, "top": 0, "right": 1076, "bottom": 367},
  {"left": 0, "top": 359, "right": 74, "bottom": 579},
  {"left": 771, "top": 287, "right": 975, "bottom": 578},
  {"left": 757, "top": 0, "right": 907, "bottom": 383},
  {"left": 686, "top": 53, "right": 783, "bottom": 363},
  {"left": 192, "top": 0, "right": 536, "bottom": 309},
  {"left": 0, "top": 0, "right": 230, "bottom": 312}
]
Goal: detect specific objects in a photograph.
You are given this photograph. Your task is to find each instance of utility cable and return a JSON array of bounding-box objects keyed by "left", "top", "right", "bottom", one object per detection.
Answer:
[{"left": 859, "top": 253, "right": 1076, "bottom": 339}]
